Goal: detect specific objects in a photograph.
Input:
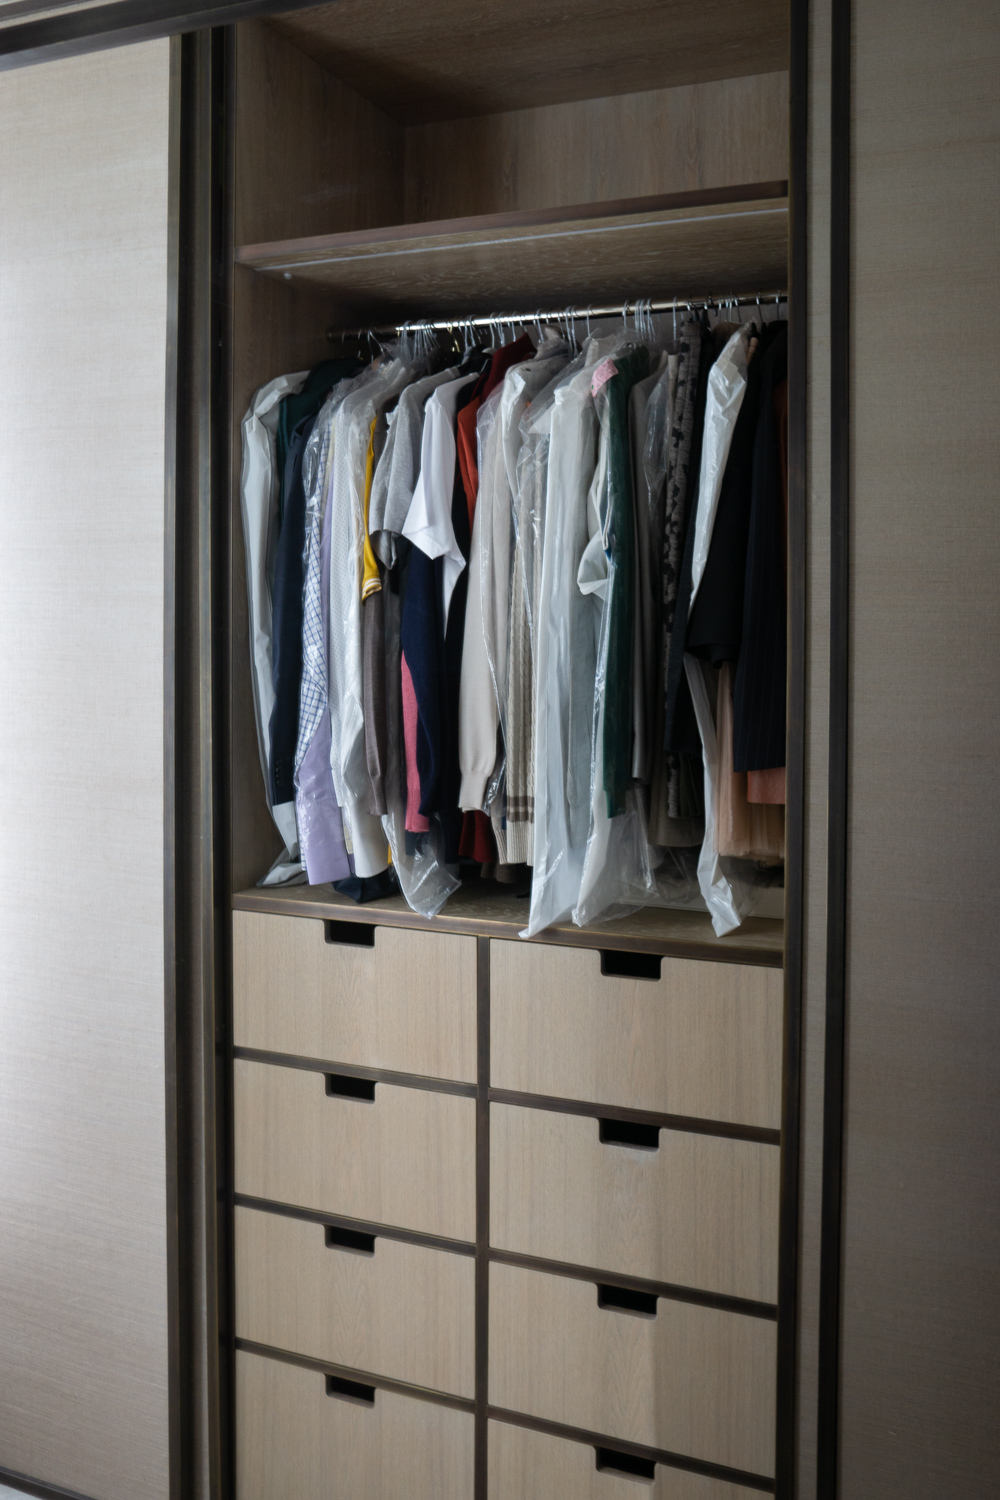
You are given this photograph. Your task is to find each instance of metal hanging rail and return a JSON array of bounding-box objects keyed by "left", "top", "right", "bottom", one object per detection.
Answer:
[{"left": 325, "top": 289, "right": 788, "bottom": 343}]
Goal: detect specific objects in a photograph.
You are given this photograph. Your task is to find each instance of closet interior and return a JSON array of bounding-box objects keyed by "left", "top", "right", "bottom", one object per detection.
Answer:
[{"left": 227, "top": 1, "right": 794, "bottom": 1495}]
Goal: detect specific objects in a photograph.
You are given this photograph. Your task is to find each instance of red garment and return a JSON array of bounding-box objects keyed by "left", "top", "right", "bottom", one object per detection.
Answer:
[
  {"left": 747, "top": 767, "right": 786, "bottom": 805},
  {"left": 456, "top": 333, "right": 534, "bottom": 531},
  {"left": 459, "top": 809, "right": 497, "bottom": 864},
  {"left": 401, "top": 652, "right": 429, "bottom": 833}
]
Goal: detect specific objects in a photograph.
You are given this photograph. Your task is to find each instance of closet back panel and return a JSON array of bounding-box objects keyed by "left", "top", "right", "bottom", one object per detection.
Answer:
[{"left": 0, "top": 38, "right": 171, "bottom": 1500}]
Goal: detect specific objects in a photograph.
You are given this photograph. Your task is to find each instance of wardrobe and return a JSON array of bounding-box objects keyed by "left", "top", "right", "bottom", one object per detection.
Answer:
[
  {"left": 2, "top": 1, "right": 996, "bottom": 1500},
  {"left": 227, "top": 7, "right": 797, "bottom": 1499}
]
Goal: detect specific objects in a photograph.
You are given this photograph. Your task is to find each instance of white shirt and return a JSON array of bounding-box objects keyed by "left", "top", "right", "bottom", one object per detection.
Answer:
[{"left": 402, "top": 371, "right": 477, "bottom": 632}]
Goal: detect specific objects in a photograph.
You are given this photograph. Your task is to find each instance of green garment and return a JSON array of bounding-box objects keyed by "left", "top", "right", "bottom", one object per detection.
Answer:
[
  {"left": 276, "top": 358, "right": 360, "bottom": 521},
  {"left": 601, "top": 346, "right": 649, "bottom": 817}
]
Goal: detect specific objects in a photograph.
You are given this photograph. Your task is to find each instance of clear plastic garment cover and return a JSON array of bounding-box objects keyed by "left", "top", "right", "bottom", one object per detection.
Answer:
[{"left": 240, "top": 306, "right": 788, "bottom": 934}]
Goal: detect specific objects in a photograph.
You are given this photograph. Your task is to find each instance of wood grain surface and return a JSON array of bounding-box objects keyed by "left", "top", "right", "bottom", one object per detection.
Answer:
[
  {"left": 235, "top": 19, "right": 402, "bottom": 246},
  {"left": 238, "top": 195, "right": 789, "bottom": 318},
  {"left": 491, "top": 1104, "right": 779, "bottom": 1303},
  {"left": 232, "top": 882, "right": 785, "bottom": 965},
  {"left": 488, "top": 1420, "right": 760, "bottom": 1500},
  {"left": 236, "top": 1348, "right": 474, "bottom": 1500},
  {"left": 233, "top": 1060, "right": 475, "bottom": 1241},
  {"left": 490, "top": 940, "right": 783, "bottom": 1127},
  {"left": 0, "top": 39, "right": 172, "bottom": 1500},
  {"left": 233, "top": 912, "right": 477, "bottom": 1081},
  {"left": 839, "top": 0, "right": 1000, "bottom": 1494},
  {"left": 268, "top": 0, "right": 789, "bottom": 123},
  {"left": 234, "top": 1206, "right": 474, "bottom": 1396},
  {"left": 489, "top": 1263, "right": 776, "bottom": 1478},
  {"left": 404, "top": 73, "right": 789, "bottom": 221}
]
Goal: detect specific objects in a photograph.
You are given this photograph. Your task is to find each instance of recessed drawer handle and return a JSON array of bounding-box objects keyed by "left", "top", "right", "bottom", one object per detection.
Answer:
[
  {"left": 599, "top": 1117, "right": 660, "bottom": 1151},
  {"left": 326, "top": 1072, "right": 376, "bottom": 1101},
  {"left": 326, "top": 1373, "right": 376, "bottom": 1406},
  {"left": 597, "top": 1283, "right": 658, "bottom": 1318},
  {"left": 325, "top": 1224, "right": 376, "bottom": 1255},
  {"left": 595, "top": 1446, "right": 656, "bottom": 1483},
  {"left": 324, "top": 919, "right": 375, "bottom": 948},
  {"left": 599, "top": 949, "right": 661, "bottom": 980}
]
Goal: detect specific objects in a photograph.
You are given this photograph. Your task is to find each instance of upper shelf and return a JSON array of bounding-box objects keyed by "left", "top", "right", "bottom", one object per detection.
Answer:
[
  {"left": 235, "top": 182, "right": 789, "bottom": 322},
  {"left": 269, "top": 0, "right": 790, "bottom": 123}
]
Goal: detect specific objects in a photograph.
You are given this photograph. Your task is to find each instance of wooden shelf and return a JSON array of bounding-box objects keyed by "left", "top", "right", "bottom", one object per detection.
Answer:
[
  {"left": 235, "top": 183, "right": 788, "bottom": 321},
  {"left": 232, "top": 880, "right": 784, "bottom": 968},
  {"left": 268, "top": 0, "right": 790, "bottom": 123}
]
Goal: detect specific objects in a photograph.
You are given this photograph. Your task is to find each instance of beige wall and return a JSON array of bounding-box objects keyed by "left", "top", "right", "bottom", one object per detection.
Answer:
[
  {"left": 0, "top": 39, "right": 172, "bottom": 1500},
  {"left": 842, "top": 0, "right": 1000, "bottom": 1494}
]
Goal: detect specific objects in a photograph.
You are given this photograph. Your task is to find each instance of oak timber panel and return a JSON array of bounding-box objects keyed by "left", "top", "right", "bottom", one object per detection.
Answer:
[
  {"left": 233, "top": 912, "right": 477, "bottom": 1081},
  {"left": 841, "top": 0, "right": 1000, "bottom": 1494},
  {"left": 488, "top": 1420, "right": 757, "bottom": 1500},
  {"left": 234, "top": 1206, "right": 474, "bottom": 1396},
  {"left": 489, "top": 1263, "right": 776, "bottom": 1478},
  {"left": 491, "top": 1105, "right": 779, "bottom": 1304},
  {"left": 268, "top": 0, "right": 789, "bottom": 123},
  {"left": 233, "top": 880, "right": 785, "bottom": 963},
  {"left": 0, "top": 40, "right": 171, "bottom": 1500},
  {"left": 491, "top": 940, "right": 783, "bottom": 1128},
  {"left": 404, "top": 73, "right": 789, "bottom": 221},
  {"left": 238, "top": 196, "right": 788, "bottom": 318},
  {"left": 235, "top": 18, "right": 402, "bottom": 245},
  {"left": 233, "top": 1060, "right": 475, "bottom": 1241},
  {"left": 236, "top": 1348, "right": 474, "bottom": 1500}
]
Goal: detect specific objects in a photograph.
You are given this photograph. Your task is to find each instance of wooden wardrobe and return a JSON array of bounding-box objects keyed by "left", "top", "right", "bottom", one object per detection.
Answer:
[{"left": 226, "top": 6, "right": 798, "bottom": 1499}]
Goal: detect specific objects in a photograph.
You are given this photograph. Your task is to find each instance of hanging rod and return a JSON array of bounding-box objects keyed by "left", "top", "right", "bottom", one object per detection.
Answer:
[{"left": 325, "top": 289, "right": 788, "bottom": 342}]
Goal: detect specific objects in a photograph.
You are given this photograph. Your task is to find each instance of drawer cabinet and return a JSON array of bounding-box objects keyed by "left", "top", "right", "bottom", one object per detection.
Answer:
[
  {"left": 488, "top": 1421, "right": 757, "bottom": 1500},
  {"left": 234, "top": 912, "right": 477, "bottom": 1083},
  {"left": 489, "top": 1262, "right": 776, "bottom": 1479},
  {"left": 234, "top": 1205, "right": 475, "bottom": 1396},
  {"left": 233, "top": 1059, "right": 476, "bottom": 1241},
  {"left": 491, "top": 940, "right": 782, "bottom": 1129},
  {"left": 491, "top": 1103, "right": 779, "bottom": 1303},
  {"left": 236, "top": 1348, "right": 474, "bottom": 1500}
]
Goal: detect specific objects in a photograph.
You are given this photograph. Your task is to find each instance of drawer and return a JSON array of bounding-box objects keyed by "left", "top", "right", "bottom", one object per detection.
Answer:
[
  {"left": 234, "top": 1205, "right": 475, "bottom": 1396},
  {"left": 489, "top": 1263, "right": 775, "bottom": 1479},
  {"left": 490, "top": 1104, "right": 779, "bottom": 1303},
  {"left": 490, "top": 940, "right": 782, "bottom": 1129},
  {"left": 236, "top": 1348, "right": 473, "bottom": 1500},
  {"left": 234, "top": 1060, "right": 475, "bottom": 1241},
  {"left": 234, "top": 911, "right": 477, "bottom": 1082},
  {"left": 488, "top": 1420, "right": 758, "bottom": 1500}
]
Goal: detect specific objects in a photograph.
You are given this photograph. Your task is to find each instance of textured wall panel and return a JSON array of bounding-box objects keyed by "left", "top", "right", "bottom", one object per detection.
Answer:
[{"left": 0, "top": 39, "right": 171, "bottom": 1500}]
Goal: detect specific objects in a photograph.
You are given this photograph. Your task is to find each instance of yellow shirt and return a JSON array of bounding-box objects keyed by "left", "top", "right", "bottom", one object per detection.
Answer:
[{"left": 361, "top": 416, "right": 381, "bottom": 602}]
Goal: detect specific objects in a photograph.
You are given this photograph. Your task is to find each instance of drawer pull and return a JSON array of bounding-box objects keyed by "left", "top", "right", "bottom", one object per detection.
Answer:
[
  {"left": 597, "top": 1283, "right": 658, "bottom": 1318},
  {"left": 326, "top": 1072, "right": 376, "bottom": 1101},
  {"left": 325, "top": 1373, "right": 376, "bottom": 1406},
  {"left": 599, "top": 949, "right": 661, "bottom": 981},
  {"left": 599, "top": 1117, "right": 660, "bottom": 1151},
  {"left": 324, "top": 919, "right": 375, "bottom": 948},
  {"left": 595, "top": 1446, "right": 656, "bottom": 1483},
  {"left": 325, "top": 1224, "right": 376, "bottom": 1255}
]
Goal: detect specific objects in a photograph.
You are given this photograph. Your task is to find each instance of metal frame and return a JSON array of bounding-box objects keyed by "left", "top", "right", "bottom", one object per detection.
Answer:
[{"left": 817, "top": 0, "right": 852, "bottom": 1493}]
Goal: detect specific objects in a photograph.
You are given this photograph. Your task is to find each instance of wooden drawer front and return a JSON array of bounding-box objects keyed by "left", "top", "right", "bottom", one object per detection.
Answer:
[
  {"left": 236, "top": 1348, "right": 473, "bottom": 1500},
  {"left": 490, "top": 940, "right": 781, "bottom": 1129},
  {"left": 491, "top": 1105, "right": 778, "bottom": 1304},
  {"left": 488, "top": 1420, "right": 757, "bottom": 1500},
  {"left": 234, "top": 912, "right": 477, "bottom": 1082},
  {"left": 234, "top": 1206, "right": 475, "bottom": 1396},
  {"left": 489, "top": 1263, "right": 775, "bottom": 1479},
  {"left": 233, "top": 1060, "right": 475, "bottom": 1242}
]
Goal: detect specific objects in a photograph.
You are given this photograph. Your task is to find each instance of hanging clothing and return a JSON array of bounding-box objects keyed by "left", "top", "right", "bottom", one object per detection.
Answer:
[
  {"left": 733, "top": 323, "right": 788, "bottom": 773},
  {"left": 715, "top": 663, "right": 784, "bottom": 858},
  {"left": 628, "top": 351, "right": 668, "bottom": 785},
  {"left": 239, "top": 367, "right": 309, "bottom": 870},
  {"left": 369, "top": 365, "right": 459, "bottom": 567}
]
